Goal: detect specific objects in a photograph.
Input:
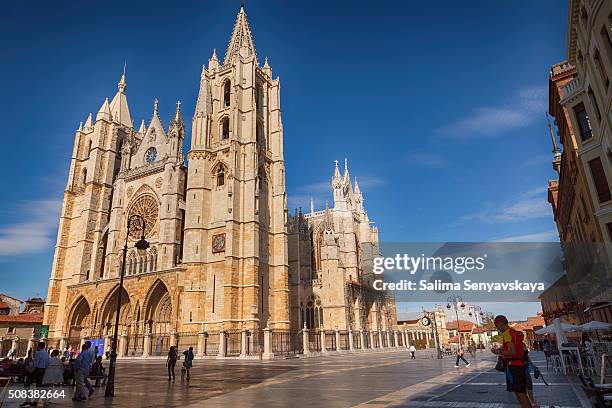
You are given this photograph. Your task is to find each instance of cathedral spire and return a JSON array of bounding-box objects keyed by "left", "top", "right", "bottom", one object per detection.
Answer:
[
  {"left": 118, "top": 62, "right": 127, "bottom": 93},
  {"left": 354, "top": 177, "right": 361, "bottom": 195},
  {"left": 96, "top": 97, "right": 112, "bottom": 121},
  {"left": 343, "top": 158, "right": 350, "bottom": 184},
  {"left": 84, "top": 113, "right": 93, "bottom": 130},
  {"left": 333, "top": 160, "right": 341, "bottom": 180},
  {"left": 147, "top": 98, "right": 166, "bottom": 137},
  {"left": 138, "top": 119, "right": 146, "bottom": 134},
  {"left": 224, "top": 4, "right": 258, "bottom": 65},
  {"left": 174, "top": 100, "right": 182, "bottom": 122},
  {"left": 109, "top": 66, "right": 132, "bottom": 128}
]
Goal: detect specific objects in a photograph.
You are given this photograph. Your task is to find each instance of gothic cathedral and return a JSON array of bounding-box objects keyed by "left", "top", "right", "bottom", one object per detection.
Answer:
[{"left": 44, "top": 7, "right": 396, "bottom": 349}]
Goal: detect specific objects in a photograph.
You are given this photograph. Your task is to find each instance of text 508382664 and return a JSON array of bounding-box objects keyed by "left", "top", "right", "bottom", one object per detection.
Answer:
[{"left": 7, "top": 389, "right": 66, "bottom": 399}]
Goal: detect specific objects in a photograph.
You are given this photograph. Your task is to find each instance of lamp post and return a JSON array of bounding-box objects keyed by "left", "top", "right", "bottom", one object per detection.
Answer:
[
  {"left": 422, "top": 310, "right": 442, "bottom": 359},
  {"left": 105, "top": 215, "right": 149, "bottom": 397},
  {"left": 447, "top": 295, "right": 465, "bottom": 349},
  {"left": 468, "top": 305, "right": 484, "bottom": 351}
]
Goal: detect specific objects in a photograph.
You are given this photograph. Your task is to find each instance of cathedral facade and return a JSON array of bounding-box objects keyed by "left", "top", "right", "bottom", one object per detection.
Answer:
[
  {"left": 288, "top": 160, "right": 397, "bottom": 333},
  {"left": 43, "top": 7, "right": 396, "bottom": 354}
]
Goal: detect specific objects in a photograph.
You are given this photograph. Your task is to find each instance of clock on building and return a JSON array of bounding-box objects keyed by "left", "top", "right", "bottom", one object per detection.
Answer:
[
  {"left": 145, "top": 147, "right": 157, "bottom": 164},
  {"left": 212, "top": 233, "right": 226, "bottom": 253},
  {"left": 420, "top": 316, "right": 431, "bottom": 326}
]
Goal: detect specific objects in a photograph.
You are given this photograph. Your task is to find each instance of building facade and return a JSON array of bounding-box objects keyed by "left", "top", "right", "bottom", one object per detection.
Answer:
[
  {"left": 0, "top": 298, "right": 45, "bottom": 358},
  {"left": 43, "top": 6, "right": 397, "bottom": 357},
  {"left": 542, "top": 0, "right": 612, "bottom": 324}
]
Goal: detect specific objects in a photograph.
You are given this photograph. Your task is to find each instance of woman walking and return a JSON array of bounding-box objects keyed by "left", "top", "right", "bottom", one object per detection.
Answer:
[
  {"left": 181, "top": 347, "right": 194, "bottom": 381},
  {"left": 454, "top": 346, "right": 470, "bottom": 368},
  {"left": 167, "top": 346, "right": 178, "bottom": 381},
  {"left": 42, "top": 349, "right": 64, "bottom": 386}
]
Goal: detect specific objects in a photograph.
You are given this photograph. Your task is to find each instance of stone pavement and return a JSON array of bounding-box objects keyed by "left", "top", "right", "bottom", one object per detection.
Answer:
[{"left": 1, "top": 350, "right": 588, "bottom": 407}]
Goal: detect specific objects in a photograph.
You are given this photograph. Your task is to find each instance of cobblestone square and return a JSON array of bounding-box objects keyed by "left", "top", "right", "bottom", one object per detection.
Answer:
[{"left": 2, "top": 351, "right": 587, "bottom": 408}]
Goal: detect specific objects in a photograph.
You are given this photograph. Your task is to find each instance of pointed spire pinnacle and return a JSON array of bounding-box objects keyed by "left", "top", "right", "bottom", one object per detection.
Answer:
[
  {"left": 78, "top": 121, "right": 83, "bottom": 131},
  {"left": 224, "top": 4, "right": 258, "bottom": 65},
  {"left": 343, "top": 158, "right": 350, "bottom": 183},
  {"left": 84, "top": 113, "right": 93, "bottom": 129},
  {"left": 109, "top": 66, "right": 132, "bottom": 128},
  {"left": 211, "top": 48, "right": 218, "bottom": 61},
  {"left": 118, "top": 62, "right": 127, "bottom": 93},
  {"left": 174, "top": 100, "right": 182, "bottom": 122},
  {"left": 138, "top": 119, "right": 146, "bottom": 134},
  {"left": 96, "top": 98, "right": 112, "bottom": 121},
  {"left": 333, "top": 160, "right": 340, "bottom": 178},
  {"left": 169, "top": 100, "right": 184, "bottom": 136},
  {"left": 354, "top": 177, "right": 361, "bottom": 194},
  {"left": 148, "top": 98, "right": 166, "bottom": 137},
  {"left": 263, "top": 56, "right": 270, "bottom": 68}
]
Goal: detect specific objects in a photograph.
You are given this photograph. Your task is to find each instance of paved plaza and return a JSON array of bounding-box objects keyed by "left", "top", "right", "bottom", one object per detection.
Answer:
[{"left": 2, "top": 351, "right": 588, "bottom": 408}]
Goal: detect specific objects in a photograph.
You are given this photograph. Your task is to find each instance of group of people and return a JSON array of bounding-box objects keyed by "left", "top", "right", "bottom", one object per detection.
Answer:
[
  {"left": 166, "top": 346, "right": 194, "bottom": 381},
  {"left": 1, "top": 341, "right": 106, "bottom": 406}
]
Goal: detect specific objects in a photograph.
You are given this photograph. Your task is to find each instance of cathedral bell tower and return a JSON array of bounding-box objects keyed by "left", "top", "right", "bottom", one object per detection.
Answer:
[{"left": 182, "top": 6, "right": 289, "bottom": 331}]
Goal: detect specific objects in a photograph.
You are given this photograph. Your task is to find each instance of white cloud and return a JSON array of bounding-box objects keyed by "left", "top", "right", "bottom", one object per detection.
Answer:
[
  {"left": 492, "top": 230, "right": 559, "bottom": 242},
  {"left": 522, "top": 154, "right": 551, "bottom": 167},
  {"left": 0, "top": 200, "right": 61, "bottom": 257},
  {"left": 405, "top": 153, "right": 447, "bottom": 168},
  {"left": 436, "top": 85, "right": 546, "bottom": 138},
  {"left": 458, "top": 187, "right": 551, "bottom": 224}
]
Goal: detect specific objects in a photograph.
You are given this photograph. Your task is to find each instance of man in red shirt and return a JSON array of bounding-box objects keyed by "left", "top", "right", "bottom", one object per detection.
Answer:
[{"left": 492, "top": 315, "right": 533, "bottom": 408}]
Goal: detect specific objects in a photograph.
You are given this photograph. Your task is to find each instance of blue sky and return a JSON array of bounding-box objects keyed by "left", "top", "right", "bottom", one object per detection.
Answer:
[{"left": 0, "top": 1, "right": 566, "bottom": 320}]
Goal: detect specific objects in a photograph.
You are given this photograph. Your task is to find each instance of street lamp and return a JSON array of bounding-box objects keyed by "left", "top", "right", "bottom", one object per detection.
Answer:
[
  {"left": 447, "top": 295, "right": 465, "bottom": 349},
  {"left": 422, "top": 310, "right": 442, "bottom": 359},
  {"left": 468, "top": 305, "right": 484, "bottom": 351},
  {"left": 105, "top": 214, "right": 149, "bottom": 398}
]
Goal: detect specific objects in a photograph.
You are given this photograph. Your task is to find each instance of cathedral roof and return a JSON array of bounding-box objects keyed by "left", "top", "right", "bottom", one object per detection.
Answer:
[{"left": 224, "top": 5, "right": 258, "bottom": 65}]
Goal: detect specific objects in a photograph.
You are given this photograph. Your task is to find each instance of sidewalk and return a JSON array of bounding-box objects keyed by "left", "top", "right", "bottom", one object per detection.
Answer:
[{"left": 384, "top": 351, "right": 590, "bottom": 408}]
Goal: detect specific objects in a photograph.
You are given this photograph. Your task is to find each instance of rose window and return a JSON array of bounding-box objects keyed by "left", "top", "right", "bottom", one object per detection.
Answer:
[{"left": 127, "top": 195, "right": 158, "bottom": 238}]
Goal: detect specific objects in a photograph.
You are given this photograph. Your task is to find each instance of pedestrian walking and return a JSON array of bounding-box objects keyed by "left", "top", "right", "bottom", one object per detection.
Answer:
[
  {"left": 72, "top": 342, "right": 94, "bottom": 401},
  {"left": 167, "top": 346, "right": 178, "bottom": 381},
  {"left": 82, "top": 341, "right": 95, "bottom": 397},
  {"left": 181, "top": 347, "right": 194, "bottom": 381},
  {"left": 19, "top": 341, "right": 50, "bottom": 407},
  {"left": 409, "top": 344, "right": 416, "bottom": 359},
  {"left": 105, "top": 344, "right": 111, "bottom": 360},
  {"left": 517, "top": 331, "right": 539, "bottom": 408},
  {"left": 454, "top": 346, "right": 470, "bottom": 367},
  {"left": 491, "top": 315, "right": 532, "bottom": 408}
]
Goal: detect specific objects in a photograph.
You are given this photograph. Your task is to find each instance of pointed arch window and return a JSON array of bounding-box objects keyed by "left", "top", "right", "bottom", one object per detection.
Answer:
[
  {"left": 215, "top": 165, "right": 225, "bottom": 187},
  {"left": 220, "top": 117, "right": 230, "bottom": 140},
  {"left": 223, "top": 79, "right": 231, "bottom": 107},
  {"left": 256, "top": 122, "right": 266, "bottom": 149},
  {"left": 87, "top": 140, "right": 92, "bottom": 159},
  {"left": 82, "top": 168, "right": 88, "bottom": 186}
]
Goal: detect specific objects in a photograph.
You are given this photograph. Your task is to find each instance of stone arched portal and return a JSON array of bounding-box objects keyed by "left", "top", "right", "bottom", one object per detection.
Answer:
[
  {"left": 100, "top": 285, "right": 132, "bottom": 337},
  {"left": 67, "top": 296, "right": 91, "bottom": 338},
  {"left": 144, "top": 280, "right": 172, "bottom": 334}
]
